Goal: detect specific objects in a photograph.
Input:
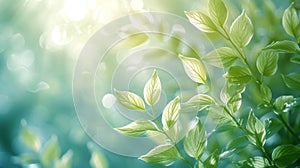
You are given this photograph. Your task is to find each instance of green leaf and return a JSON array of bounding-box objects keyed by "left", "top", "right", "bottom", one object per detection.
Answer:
[
  {"left": 139, "top": 144, "right": 180, "bottom": 166},
  {"left": 263, "top": 40, "right": 300, "bottom": 54},
  {"left": 185, "top": 10, "right": 217, "bottom": 33},
  {"left": 20, "top": 120, "right": 41, "bottom": 152},
  {"left": 274, "top": 95, "right": 294, "bottom": 112},
  {"left": 114, "top": 89, "right": 145, "bottom": 111},
  {"left": 41, "top": 135, "right": 61, "bottom": 167},
  {"left": 259, "top": 83, "right": 272, "bottom": 104},
  {"left": 162, "top": 96, "right": 180, "bottom": 130},
  {"left": 224, "top": 66, "right": 251, "bottom": 84},
  {"left": 90, "top": 150, "right": 107, "bottom": 168},
  {"left": 55, "top": 150, "right": 73, "bottom": 168},
  {"left": 220, "top": 81, "right": 245, "bottom": 103},
  {"left": 183, "top": 119, "right": 206, "bottom": 159},
  {"left": 181, "top": 94, "right": 215, "bottom": 113},
  {"left": 256, "top": 51, "right": 279, "bottom": 76},
  {"left": 208, "top": 0, "right": 228, "bottom": 26},
  {"left": 282, "top": 72, "right": 300, "bottom": 90},
  {"left": 208, "top": 105, "right": 231, "bottom": 124},
  {"left": 115, "top": 120, "right": 159, "bottom": 136},
  {"left": 239, "top": 157, "right": 271, "bottom": 168},
  {"left": 290, "top": 56, "right": 300, "bottom": 65},
  {"left": 227, "top": 93, "right": 242, "bottom": 112},
  {"left": 224, "top": 136, "right": 249, "bottom": 156},
  {"left": 203, "top": 149, "right": 220, "bottom": 168},
  {"left": 122, "top": 33, "right": 149, "bottom": 48},
  {"left": 230, "top": 10, "right": 254, "bottom": 47},
  {"left": 144, "top": 70, "right": 161, "bottom": 106},
  {"left": 203, "top": 47, "right": 239, "bottom": 68},
  {"left": 272, "top": 144, "right": 300, "bottom": 167},
  {"left": 246, "top": 111, "right": 266, "bottom": 146},
  {"left": 282, "top": 3, "right": 300, "bottom": 37},
  {"left": 179, "top": 54, "right": 207, "bottom": 84}
]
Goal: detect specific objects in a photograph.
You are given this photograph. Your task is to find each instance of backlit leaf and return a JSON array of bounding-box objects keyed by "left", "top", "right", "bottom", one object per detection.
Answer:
[
  {"left": 203, "top": 47, "right": 239, "bottom": 68},
  {"left": 282, "top": 3, "right": 300, "bottom": 37},
  {"left": 162, "top": 97, "right": 180, "bottom": 130},
  {"left": 185, "top": 11, "right": 217, "bottom": 33},
  {"left": 263, "top": 40, "right": 300, "bottom": 54},
  {"left": 274, "top": 95, "right": 294, "bottom": 112},
  {"left": 224, "top": 66, "right": 251, "bottom": 84},
  {"left": 41, "top": 135, "right": 61, "bottom": 167},
  {"left": 115, "top": 120, "right": 159, "bottom": 136},
  {"left": 272, "top": 144, "right": 300, "bottom": 167},
  {"left": 181, "top": 94, "right": 215, "bottom": 113},
  {"left": 203, "top": 149, "right": 219, "bottom": 168},
  {"left": 246, "top": 111, "right": 266, "bottom": 146},
  {"left": 20, "top": 120, "right": 41, "bottom": 152},
  {"left": 114, "top": 89, "right": 145, "bottom": 111},
  {"left": 208, "top": 0, "right": 228, "bottom": 26},
  {"left": 144, "top": 70, "right": 161, "bottom": 106},
  {"left": 55, "top": 150, "right": 73, "bottom": 168},
  {"left": 256, "top": 51, "right": 279, "bottom": 76}
]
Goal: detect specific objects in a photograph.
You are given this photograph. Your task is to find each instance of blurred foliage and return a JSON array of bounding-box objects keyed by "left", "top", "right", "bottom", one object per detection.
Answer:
[{"left": 0, "top": 0, "right": 299, "bottom": 168}]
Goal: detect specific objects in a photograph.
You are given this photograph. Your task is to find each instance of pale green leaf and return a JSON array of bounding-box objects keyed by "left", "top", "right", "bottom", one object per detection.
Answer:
[
  {"left": 220, "top": 81, "right": 245, "bottom": 103},
  {"left": 139, "top": 144, "right": 180, "bottom": 166},
  {"left": 55, "top": 150, "right": 73, "bottom": 168},
  {"left": 20, "top": 120, "right": 41, "bottom": 152},
  {"left": 90, "top": 150, "right": 108, "bottom": 168},
  {"left": 144, "top": 69, "right": 161, "bottom": 106},
  {"left": 263, "top": 40, "right": 300, "bottom": 54},
  {"left": 115, "top": 120, "right": 159, "bottom": 136},
  {"left": 259, "top": 83, "right": 272, "bottom": 104},
  {"left": 230, "top": 10, "right": 254, "bottom": 47},
  {"left": 224, "top": 66, "right": 251, "bottom": 84},
  {"left": 41, "top": 135, "right": 61, "bottom": 167},
  {"left": 239, "top": 157, "right": 271, "bottom": 168},
  {"left": 256, "top": 51, "right": 279, "bottom": 76},
  {"left": 162, "top": 97, "right": 180, "bottom": 130},
  {"left": 227, "top": 93, "right": 242, "bottom": 112},
  {"left": 203, "top": 149, "right": 219, "bottom": 168},
  {"left": 282, "top": 3, "right": 300, "bottom": 37},
  {"left": 114, "top": 89, "right": 145, "bottom": 111},
  {"left": 183, "top": 119, "right": 206, "bottom": 159},
  {"left": 208, "top": 105, "right": 231, "bottom": 124},
  {"left": 282, "top": 72, "right": 300, "bottom": 90},
  {"left": 272, "top": 145, "right": 300, "bottom": 167},
  {"left": 203, "top": 47, "right": 239, "bottom": 68},
  {"left": 246, "top": 111, "right": 266, "bottom": 146},
  {"left": 274, "top": 95, "right": 294, "bottom": 112},
  {"left": 208, "top": 0, "right": 228, "bottom": 26},
  {"left": 179, "top": 54, "right": 206, "bottom": 84},
  {"left": 121, "top": 33, "right": 149, "bottom": 48},
  {"left": 185, "top": 10, "right": 217, "bottom": 33},
  {"left": 181, "top": 94, "right": 215, "bottom": 113}
]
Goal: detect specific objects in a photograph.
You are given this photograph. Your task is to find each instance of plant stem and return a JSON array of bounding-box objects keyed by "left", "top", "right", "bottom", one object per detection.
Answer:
[{"left": 277, "top": 113, "right": 300, "bottom": 143}]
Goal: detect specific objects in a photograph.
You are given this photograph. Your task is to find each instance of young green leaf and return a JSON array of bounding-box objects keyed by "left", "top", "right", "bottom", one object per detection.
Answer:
[
  {"left": 203, "top": 149, "right": 220, "bottom": 168},
  {"left": 162, "top": 96, "right": 180, "bottom": 130},
  {"left": 55, "top": 150, "right": 73, "bottom": 168},
  {"left": 256, "top": 51, "right": 279, "bottom": 76},
  {"left": 208, "top": 105, "right": 231, "bottom": 124},
  {"left": 185, "top": 10, "right": 217, "bottom": 33},
  {"left": 179, "top": 54, "right": 207, "bottom": 84},
  {"left": 144, "top": 70, "right": 161, "bottom": 106},
  {"left": 139, "top": 144, "right": 180, "bottom": 166},
  {"left": 282, "top": 72, "right": 300, "bottom": 90},
  {"left": 282, "top": 3, "right": 300, "bottom": 37},
  {"left": 246, "top": 111, "right": 266, "bottom": 147},
  {"left": 183, "top": 119, "right": 206, "bottom": 159},
  {"left": 224, "top": 66, "right": 251, "bottom": 84},
  {"left": 115, "top": 120, "right": 159, "bottom": 136},
  {"left": 20, "top": 120, "right": 41, "bottom": 152},
  {"left": 273, "top": 95, "right": 294, "bottom": 112},
  {"left": 227, "top": 93, "right": 242, "bottom": 112},
  {"left": 41, "top": 135, "right": 61, "bottom": 167},
  {"left": 181, "top": 94, "right": 215, "bottom": 113},
  {"left": 272, "top": 144, "right": 300, "bottom": 167},
  {"left": 239, "top": 157, "right": 271, "bottom": 168},
  {"left": 263, "top": 40, "right": 300, "bottom": 54},
  {"left": 220, "top": 81, "right": 245, "bottom": 103},
  {"left": 259, "top": 83, "right": 272, "bottom": 104},
  {"left": 208, "top": 0, "right": 228, "bottom": 26},
  {"left": 203, "top": 47, "right": 239, "bottom": 68},
  {"left": 114, "top": 89, "right": 145, "bottom": 111},
  {"left": 90, "top": 150, "right": 108, "bottom": 168},
  {"left": 230, "top": 10, "right": 254, "bottom": 47}
]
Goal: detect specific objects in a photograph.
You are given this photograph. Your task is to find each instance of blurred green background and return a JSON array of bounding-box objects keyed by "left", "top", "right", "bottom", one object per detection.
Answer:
[{"left": 0, "top": 0, "right": 296, "bottom": 167}]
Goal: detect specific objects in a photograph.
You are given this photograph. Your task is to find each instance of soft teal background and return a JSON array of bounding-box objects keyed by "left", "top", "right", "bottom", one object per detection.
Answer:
[{"left": 0, "top": 0, "right": 295, "bottom": 167}]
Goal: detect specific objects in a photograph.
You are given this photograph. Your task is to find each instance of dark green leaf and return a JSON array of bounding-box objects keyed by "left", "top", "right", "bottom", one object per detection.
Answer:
[
  {"left": 203, "top": 149, "right": 220, "bottom": 168},
  {"left": 239, "top": 157, "right": 271, "bottom": 168},
  {"left": 282, "top": 3, "right": 300, "bottom": 37},
  {"left": 256, "top": 51, "right": 279, "bottom": 76},
  {"left": 272, "top": 144, "right": 300, "bottom": 167},
  {"left": 224, "top": 136, "right": 249, "bottom": 156},
  {"left": 185, "top": 11, "right": 217, "bottom": 33},
  {"left": 290, "top": 56, "right": 300, "bottom": 65},
  {"left": 203, "top": 47, "right": 239, "bottom": 68},
  {"left": 139, "top": 144, "right": 180, "bottom": 166},
  {"left": 263, "top": 40, "right": 300, "bottom": 54},
  {"left": 115, "top": 120, "right": 159, "bottom": 136},
  {"left": 114, "top": 89, "right": 145, "bottom": 111},
  {"left": 230, "top": 10, "right": 254, "bottom": 47},
  {"left": 41, "top": 135, "right": 61, "bottom": 167},
  {"left": 179, "top": 54, "right": 207, "bottom": 84},
  {"left": 208, "top": 0, "right": 228, "bottom": 26},
  {"left": 282, "top": 72, "right": 300, "bottom": 90},
  {"left": 224, "top": 66, "right": 252, "bottom": 84},
  {"left": 184, "top": 119, "right": 206, "bottom": 159},
  {"left": 162, "top": 96, "right": 180, "bottom": 130}
]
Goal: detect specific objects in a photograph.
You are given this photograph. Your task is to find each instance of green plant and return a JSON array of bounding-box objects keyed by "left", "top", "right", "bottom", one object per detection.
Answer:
[{"left": 114, "top": 0, "right": 300, "bottom": 167}]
